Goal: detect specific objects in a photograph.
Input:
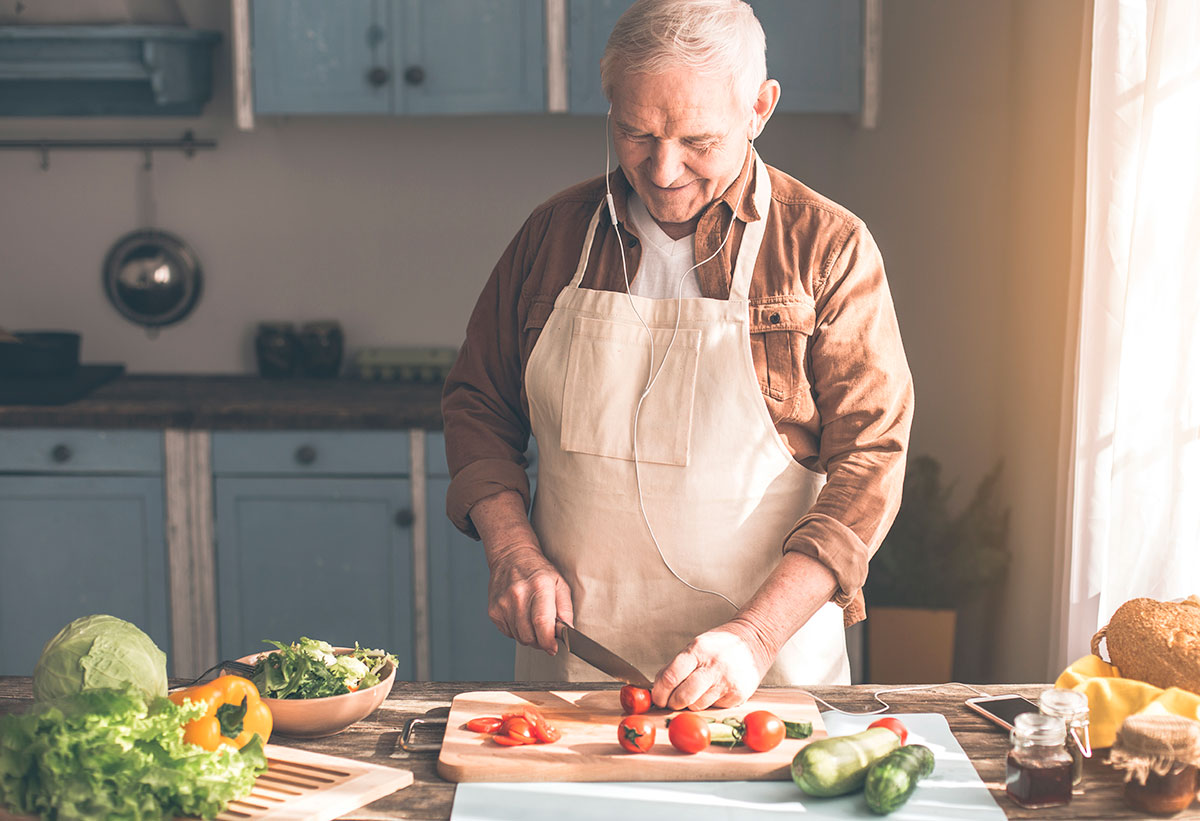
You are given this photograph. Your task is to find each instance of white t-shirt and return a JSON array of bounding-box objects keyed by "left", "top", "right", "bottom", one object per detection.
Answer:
[{"left": 625, "top": 191, "right": 701, "bottom": 299}]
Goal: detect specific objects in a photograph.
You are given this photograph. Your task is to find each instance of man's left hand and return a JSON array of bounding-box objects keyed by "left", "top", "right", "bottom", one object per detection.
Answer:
[{"left": 651, "top": 620, "right": 774, "bottom": 711}]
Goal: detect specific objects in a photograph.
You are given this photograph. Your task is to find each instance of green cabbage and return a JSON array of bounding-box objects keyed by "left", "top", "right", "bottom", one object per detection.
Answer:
[{"left": 32, "top": 614, "right": 168, "bottom": 703}]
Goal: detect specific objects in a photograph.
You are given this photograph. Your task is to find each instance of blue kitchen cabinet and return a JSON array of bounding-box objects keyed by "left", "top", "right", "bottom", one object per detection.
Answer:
[
  {"left": 567, "top": 0, "right": 864, "bottom": 114},
  {"left": 212, "top": 432, "right": 415, "bottom": 678},
  {"left": 0, "top": 430, "right": 169, "bottom": 677},
  {"left": 425, "top": 431, "right": 537, "bottom": 680},
  {"left": 252, "top": 0, "right": 545, "bottom": 116}
]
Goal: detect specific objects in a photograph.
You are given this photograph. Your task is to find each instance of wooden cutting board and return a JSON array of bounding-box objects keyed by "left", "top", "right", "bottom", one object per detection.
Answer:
[{"left": 438, "top": 689, "right": 826, "bottom": 783}]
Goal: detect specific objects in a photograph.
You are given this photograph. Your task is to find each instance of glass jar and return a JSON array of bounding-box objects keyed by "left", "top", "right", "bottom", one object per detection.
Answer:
[
  {"left": 1111, "top": 714, "right": 1200, "bottom": 817},
  {"left": 1039, "top": 688, "right": 1091, "bottom": 786},
  {"left": 1006, "top": 712, "right": 1074, "bottom": 809}
]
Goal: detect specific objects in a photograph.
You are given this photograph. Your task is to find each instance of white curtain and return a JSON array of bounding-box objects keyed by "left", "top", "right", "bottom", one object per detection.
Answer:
[{"left": 1059, "top": 0, "right": 1200, "bottom": 665}]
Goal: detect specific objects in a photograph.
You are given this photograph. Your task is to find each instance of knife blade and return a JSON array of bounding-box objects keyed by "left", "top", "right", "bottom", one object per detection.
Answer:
[{"left": 556, "top": 620, "right": 653, "bottom": 689}]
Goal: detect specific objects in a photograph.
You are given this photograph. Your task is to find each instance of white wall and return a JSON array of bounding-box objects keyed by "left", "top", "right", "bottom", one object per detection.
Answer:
[{"left": 0, "top": 1, "right": 1085, "bottom": 682}]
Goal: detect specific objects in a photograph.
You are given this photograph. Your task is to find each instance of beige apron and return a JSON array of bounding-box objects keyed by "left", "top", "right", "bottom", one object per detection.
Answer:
[{"left": 518, "top": 155, "right": 850, "bottom": 685}]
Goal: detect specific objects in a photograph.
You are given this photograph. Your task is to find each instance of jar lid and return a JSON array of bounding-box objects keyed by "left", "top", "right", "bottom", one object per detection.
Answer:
[
  {"left": 1114, "top": 715, "right": 1200, "bottom": 764},
  {"left": 1013, "top": 712, "right": 1066, "bottom": 745},
  {"left": 1039, "top": 688, "right": 1090, "bottom": 721}
]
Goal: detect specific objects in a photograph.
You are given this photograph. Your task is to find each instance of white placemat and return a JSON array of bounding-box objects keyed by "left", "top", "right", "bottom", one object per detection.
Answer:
[{"left": 450, "top": 712, "right": 1009, "bottom": 820}]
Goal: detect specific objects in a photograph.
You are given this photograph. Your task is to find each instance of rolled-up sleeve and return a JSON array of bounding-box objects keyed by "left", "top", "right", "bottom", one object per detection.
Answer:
[{"left": 782, "top": 222, "right": 914, "bottom": 626}]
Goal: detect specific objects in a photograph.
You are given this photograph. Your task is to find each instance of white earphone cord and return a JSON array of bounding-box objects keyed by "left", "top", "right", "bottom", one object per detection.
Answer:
[{"left": 605, "top": 108, "right": 752, "bottom": 611}]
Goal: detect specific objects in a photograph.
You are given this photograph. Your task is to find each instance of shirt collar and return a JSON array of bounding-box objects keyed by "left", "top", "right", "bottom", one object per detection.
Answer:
[{"left": 605, "top": 149, "right": 762, "bottom": 230}]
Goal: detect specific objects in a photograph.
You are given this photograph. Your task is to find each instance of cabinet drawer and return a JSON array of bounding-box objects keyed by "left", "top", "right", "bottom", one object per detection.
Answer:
[
  {"left": 212, "top": 431, "right": 410, "bottom": 476},
  {"left": 0, "top": 430, "right": 162, "bottom": 474}
]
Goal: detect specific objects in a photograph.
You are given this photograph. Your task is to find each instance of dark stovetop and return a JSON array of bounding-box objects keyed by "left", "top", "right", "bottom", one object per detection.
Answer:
[{"left": 0, "top": 374, "right": 445, "bottom": 430}]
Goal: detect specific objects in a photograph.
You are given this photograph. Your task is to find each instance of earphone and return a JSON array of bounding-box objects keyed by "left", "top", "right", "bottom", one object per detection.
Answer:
[{"left": 604, "top": 105, "right": 755, "bottom": 611}]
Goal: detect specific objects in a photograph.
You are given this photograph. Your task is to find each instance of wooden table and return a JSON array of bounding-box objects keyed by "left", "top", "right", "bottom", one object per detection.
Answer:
[{"left": 2, "top": 679, "right": 1196, "bottom": 820}]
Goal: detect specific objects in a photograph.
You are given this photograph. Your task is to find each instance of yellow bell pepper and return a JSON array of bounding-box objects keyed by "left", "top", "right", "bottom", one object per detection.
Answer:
[{"left": 168, "top": 674, "right": 273, "bottom": 750}]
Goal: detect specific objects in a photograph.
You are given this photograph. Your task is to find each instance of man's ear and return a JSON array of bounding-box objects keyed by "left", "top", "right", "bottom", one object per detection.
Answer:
[{"left": 750, "top": 79, "right": 781, "bottom": 140}]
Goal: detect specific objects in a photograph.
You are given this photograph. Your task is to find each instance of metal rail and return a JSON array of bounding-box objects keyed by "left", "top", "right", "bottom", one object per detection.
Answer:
[{"left": 0, "top": 129, "right": 216, "bottom": 169}]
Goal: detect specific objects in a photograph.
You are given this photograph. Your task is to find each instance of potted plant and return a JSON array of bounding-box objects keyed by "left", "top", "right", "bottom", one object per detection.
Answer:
[{"left": 862, "top": 456, "right": 1011, "bottom": 683}]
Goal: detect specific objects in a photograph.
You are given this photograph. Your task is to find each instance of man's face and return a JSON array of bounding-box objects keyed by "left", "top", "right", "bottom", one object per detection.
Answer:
[{"left": 610, "top": 68, "right": 753, "bottom": 239}]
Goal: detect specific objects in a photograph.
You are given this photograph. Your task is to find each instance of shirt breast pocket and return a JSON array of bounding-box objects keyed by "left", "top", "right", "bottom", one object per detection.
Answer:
[
  {"left": 561, "top": 314, "right": 700, "bottom": 466},
  {"left": 750, "top": 297, "right": 817, "bottom": 409}
]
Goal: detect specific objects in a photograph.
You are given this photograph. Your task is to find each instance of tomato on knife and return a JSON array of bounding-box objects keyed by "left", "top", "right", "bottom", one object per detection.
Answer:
[
  {"left": 868, "top": 716, "right": 908, "bottom": 745},
  {"left": 619, "top": 685, "right": 652, "bottom": 715},
  {"left": 617, "top": 715, "right": 656, "bottom": 753}
]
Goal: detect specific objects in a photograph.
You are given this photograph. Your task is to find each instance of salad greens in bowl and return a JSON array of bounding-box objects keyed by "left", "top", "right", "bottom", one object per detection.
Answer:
[{"left": 237, "top": 637, "right": 398, "bottom": 738}]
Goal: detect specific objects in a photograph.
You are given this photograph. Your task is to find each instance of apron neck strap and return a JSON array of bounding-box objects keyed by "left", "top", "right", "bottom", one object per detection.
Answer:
[{"left": 728, "top": 151, "right": 771, "bottom": 302}]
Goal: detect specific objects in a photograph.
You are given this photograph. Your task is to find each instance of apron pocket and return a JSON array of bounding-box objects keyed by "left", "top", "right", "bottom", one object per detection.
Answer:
[{"left": 561, "top": 314, "right": 700, "bottom": 466}]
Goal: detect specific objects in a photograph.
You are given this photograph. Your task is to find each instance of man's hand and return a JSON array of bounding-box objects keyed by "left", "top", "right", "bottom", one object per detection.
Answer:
[
  {"left": 486, "top": 542, "right": 573, "bottom": 654},
  {"left": 470, "top": 490, "right": 573, "bottom": 655},
  {"left": 650, "top": 619, "right": 773, "bottom": 711}
]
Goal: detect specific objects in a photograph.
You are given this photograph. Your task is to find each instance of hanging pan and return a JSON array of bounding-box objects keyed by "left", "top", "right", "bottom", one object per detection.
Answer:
[{"left": 102, "top": 229, "right": 202, "bottom": 328}]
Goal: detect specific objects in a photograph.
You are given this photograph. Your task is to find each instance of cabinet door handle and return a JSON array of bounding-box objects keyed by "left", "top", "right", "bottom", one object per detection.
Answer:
[
  {"left": 394, "top": 509, "right": 415, "bottom": 528},
  {"left": 403, "top": 65, "right": 425, "bottom": 86},
  {"left": 366, "top": 66, "right": 390, "bottom": 87},
  {"left": 294, "top": 445, "right": 317, "bottom": 465},
  {"left": 50, "top": 443, "right": 72, "bottom": 464}
]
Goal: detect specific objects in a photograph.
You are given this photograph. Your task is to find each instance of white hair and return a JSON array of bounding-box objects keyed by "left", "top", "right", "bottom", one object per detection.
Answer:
[{"left": 600, "top": 0, "right": 767, "bottom": 110}]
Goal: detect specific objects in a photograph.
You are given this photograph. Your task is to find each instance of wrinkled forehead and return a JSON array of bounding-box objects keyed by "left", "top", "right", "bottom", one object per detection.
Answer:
[{"left": 609, "top": 68, "right": 749, "bottom": 135}]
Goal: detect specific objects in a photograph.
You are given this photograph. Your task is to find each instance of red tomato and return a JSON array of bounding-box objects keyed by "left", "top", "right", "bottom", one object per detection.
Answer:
[
  {"left": 667, "top": 712, "right": 710, "bottom": 754},
  {"left": 619, "top": 685, "right": 652, "bottom": 715},
  {"left": 501, "top": 707, "right": 561, "bottom": 744},
  {"left": 491, "top": 734, "right": 529, "bottom": 746},
  {"left": 868, "top": 717, "right": 908, "bottom": 745},
  {"left": 741, "top": 710, "right": 785, "bottom": 752},
  {"left": 500, "top": 716, "right": 537, "bottom": 744},
  {"left": 617, "top": 715, "right": 656, "bottom": 753},
  {"left": 465, "top": 716, "right": 504, "bottom": 734}
]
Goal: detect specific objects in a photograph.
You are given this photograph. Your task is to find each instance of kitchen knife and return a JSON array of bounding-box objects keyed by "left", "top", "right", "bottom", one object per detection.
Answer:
[{"left": 556, "top": 620, "right": 653, "bottom": 689}]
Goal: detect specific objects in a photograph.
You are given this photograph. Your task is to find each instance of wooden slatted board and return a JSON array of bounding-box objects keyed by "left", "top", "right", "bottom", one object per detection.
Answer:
[
  {"left": 438, "top": 689, "right": 827, "bottom": 783},
  {"left": 0, "top": 744, "right": 412, "bottom": 821}
]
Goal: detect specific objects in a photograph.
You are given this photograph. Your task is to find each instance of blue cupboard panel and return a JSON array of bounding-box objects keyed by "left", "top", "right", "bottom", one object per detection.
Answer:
[
  {"left": 750, "top": 0, "right": 862, "bottom": 113},
  {"left": 211, "top": 431, "right": 410, "bottom": 477},
  {"left": 566, "top": 0, "right": 626, "bottom": 114},
  {"left": 0, "top": 429, "right": 162, "bottom": 474},
  {"left": 214, "top": 476, "right": 414, "bottom": 678},
  {"left": 0, "top": 475, "right": 169, "bottom": 676},
  {"left": 426, "top": 476, "right": 515, "bottom": 680},
  {"left": 252, "top": 0, "right": 392, "bottom": 114},
  {"left": 395, "top": 0, "right": 545, "bottom": 114}
]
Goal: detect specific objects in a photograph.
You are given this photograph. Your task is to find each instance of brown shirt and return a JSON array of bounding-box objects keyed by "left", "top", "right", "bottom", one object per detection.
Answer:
[{"left": 441, "top": 155, "right": 914, "bottom": 626}]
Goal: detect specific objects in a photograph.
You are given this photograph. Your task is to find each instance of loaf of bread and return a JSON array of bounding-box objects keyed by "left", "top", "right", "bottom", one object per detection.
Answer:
[{"left": 1092, "top": 596, "right": 1200, "bottom": 694}]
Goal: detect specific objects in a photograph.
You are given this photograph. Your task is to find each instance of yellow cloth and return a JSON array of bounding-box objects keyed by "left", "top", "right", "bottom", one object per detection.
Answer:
[{"left": 1055, "top": 655, "right": 1200, "bottom": 748}]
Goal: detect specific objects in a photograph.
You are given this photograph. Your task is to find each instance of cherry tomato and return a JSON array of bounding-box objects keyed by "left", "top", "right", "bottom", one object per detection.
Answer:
[
  {"left": 503, "top": 707, "right": 561, "bottom": 743},
  {"left": 667, "top": 712, "right": 710, "bottom": 754},
  {"left": 617, "top": 715, "right": 656, "bottom": 753},
  {"left": 619, "top": 685, "right": 652, "bottom": 715},
  {"left": 868, "top": 717, "right": 908, "bottom": 745},
  {"left": 465, "top": 716, "right": 504, "bottom": 734},
  {"left": 491, "top": 734, "right": 529, "bottom": 746},
  {"left": 741, "top": 710, "right": 785, "bottom": 752},
  {"left": 500, "top": 716, "right": 537, "bottom": 744}
]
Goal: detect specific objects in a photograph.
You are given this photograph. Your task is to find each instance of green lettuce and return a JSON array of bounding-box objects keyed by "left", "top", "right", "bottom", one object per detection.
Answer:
[
  {"left": 32, "top": 614, "right": 168, "bottom": 703},
  {"left": 0, "top": 687, "right": 266, "bottom": 820}
]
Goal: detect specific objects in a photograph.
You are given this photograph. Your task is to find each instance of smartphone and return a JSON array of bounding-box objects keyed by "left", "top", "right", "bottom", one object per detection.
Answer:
[{"left": 965, "top": 694, "right": 1040, "bottom": 731}]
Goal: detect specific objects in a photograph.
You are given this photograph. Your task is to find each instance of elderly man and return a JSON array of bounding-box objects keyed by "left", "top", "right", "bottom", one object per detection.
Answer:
[{"left": 442, "top": 0, "right": 913, "bottom": 710}]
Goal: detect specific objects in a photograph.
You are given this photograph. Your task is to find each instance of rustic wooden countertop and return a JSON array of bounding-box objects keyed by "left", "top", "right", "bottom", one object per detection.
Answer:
[
  {"left": 0, "top": 374, "right": 444, "bottom": 430},
  {"left": 2, "top": 678, "right": 1194, "bottom": 820}
]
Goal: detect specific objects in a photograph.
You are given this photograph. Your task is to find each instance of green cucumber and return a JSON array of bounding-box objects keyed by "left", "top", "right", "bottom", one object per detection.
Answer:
[
  {"left": 864, "top": 745, "right": 936, "bottom": 814},
  {"left": 791, "top": 727, "right": 902, "bottom": 797}
]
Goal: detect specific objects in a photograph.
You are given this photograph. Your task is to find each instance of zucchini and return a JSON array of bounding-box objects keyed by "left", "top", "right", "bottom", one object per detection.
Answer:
[
  {"left": 864, "top": 745, "right": 935, "bottom": 814},
  {"left": 791, "top": 727, "right": 902, "bottom": 797}
]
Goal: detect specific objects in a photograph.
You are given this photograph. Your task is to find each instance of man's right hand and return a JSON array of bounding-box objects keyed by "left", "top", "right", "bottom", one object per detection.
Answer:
[{"left": 470, "top": 490, "right": 573, "bottom": 655}]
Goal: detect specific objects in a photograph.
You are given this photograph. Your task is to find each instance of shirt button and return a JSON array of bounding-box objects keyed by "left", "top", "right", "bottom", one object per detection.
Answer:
[{"left": 769, "top": 312, "right": 781, "bottom": 324}]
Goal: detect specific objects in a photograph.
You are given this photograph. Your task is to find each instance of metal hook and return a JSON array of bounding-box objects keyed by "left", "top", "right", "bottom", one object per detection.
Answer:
[
  {"left": 143, "top": 146, "right": 153, "bottom": 171},
  {"left": 39, "top": 144, "right": 49, "bottom": 171}
]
